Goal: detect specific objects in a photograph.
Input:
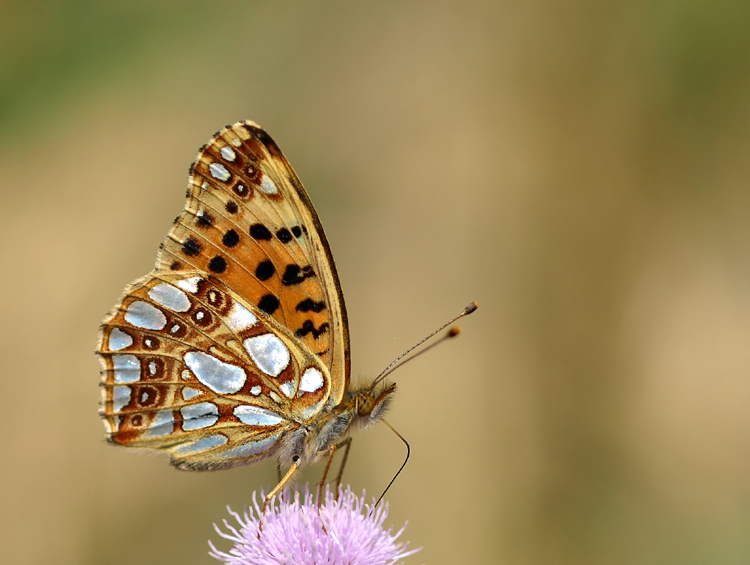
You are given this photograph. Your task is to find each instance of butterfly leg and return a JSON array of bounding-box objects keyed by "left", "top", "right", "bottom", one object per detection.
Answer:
[
  {"left": 331, "top": 437, "right": 353, "bottom": 501},
  {"left": 259, "top": 461, "right": 298, "bottom": 536},
  {"left": 316, "top": 437, "right": 353, "bottom": 510}
]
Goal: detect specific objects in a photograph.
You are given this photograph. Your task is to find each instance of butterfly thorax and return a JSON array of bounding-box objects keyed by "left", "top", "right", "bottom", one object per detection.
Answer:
[{"left": 277, "top": 382, "right": 397, "bottom": 470}]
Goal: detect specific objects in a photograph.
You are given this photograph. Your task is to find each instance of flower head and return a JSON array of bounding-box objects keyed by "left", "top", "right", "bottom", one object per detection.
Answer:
[{"left": 209, "top": 484, "right": 420, "bottom": 565}]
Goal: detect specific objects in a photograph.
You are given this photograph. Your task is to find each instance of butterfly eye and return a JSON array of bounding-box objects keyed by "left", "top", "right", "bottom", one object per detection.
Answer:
[{"left": 357, "top": 395, "right": 375, "bottom": 417}]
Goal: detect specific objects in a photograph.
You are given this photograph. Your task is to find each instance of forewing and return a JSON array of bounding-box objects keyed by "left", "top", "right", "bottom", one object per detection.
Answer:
[
  {"left": 155, "top": 121, "right": 349, "bottom": 403},
  {"left": 97, "top": 272, "right": 332, "bottom": 470}
]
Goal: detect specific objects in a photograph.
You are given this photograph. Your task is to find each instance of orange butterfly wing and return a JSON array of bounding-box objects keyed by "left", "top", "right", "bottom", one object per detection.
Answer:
[{"left": 97, "top": 121, "right": 350, "bottom": 469}]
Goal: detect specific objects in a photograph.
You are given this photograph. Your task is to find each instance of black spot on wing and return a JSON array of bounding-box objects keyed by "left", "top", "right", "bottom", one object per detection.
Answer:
[
  {"left": 281, "top": 264, "right": 315, "bottom": 286},
  {"left": 276, "top": 228, "right": 292, "bottom": 243},
  {"left": 258, "top": 294, "right": 279, "bottom": 315},
  {"left": 295, "top": 321, "right": 329, "bottom": 339},
  {"left": 208, "top": 256, "right": 227, "bottom": 273},
  {"left": 291, "top": 226, "right": 302, "bottom": 238},
  {"left": 182, "top": 238, "right": 202, "bottom": 257},
  {"left": 250, "top": 224, "right": 272, "bottom": 241},
  {"left": 296, "top": 298, "right": 326, "bottom": 313},
  {"left": 225, "top": 201, "right": 239, "bottom": 214},
  {"left": 255, "top": 260, "right": 275, "bottom": 281},
  {"left": 196, "top": 211, "right": 214, "bottom": 228},
  {"left": 222, "top": 229, "right": 240, "bottom": 248}
]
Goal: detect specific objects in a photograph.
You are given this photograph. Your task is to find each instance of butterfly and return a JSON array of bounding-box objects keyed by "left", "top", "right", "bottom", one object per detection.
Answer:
[{"left": 97, "top": 121, "right": 476, "bottom": 508}]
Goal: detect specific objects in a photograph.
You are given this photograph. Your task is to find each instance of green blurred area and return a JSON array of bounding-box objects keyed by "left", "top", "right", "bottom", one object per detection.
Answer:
[{"left": 2, "top": 1, "right": 750, "bottom": 564}]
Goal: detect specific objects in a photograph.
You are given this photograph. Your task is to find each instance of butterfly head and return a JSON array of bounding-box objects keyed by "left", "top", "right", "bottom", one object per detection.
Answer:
[{"left": 353, "top": 381, "right": 397, "bottom": 426}]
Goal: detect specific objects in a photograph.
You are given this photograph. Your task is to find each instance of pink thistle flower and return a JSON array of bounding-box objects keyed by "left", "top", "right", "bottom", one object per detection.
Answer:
[{"left": 209, "top": 484, "right": 421, "bottom": 565}]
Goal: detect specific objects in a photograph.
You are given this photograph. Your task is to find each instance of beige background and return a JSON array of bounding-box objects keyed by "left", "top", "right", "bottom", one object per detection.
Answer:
[{"left": 2, "top": 1, "right": 750, "bottom": 564}]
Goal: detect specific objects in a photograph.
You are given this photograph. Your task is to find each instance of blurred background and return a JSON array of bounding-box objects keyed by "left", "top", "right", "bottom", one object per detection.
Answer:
[{"left": 2, "top": 1, "right": 750, "bottom": 563}]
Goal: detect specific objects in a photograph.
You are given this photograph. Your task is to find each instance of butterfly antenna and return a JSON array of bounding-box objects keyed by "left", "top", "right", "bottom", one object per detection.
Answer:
[
  {"left": 383, "top": 325, "right": 463, "bottom": 376},
  {"left": 371, "top": 418, "right": 410, "bottom": 512},
  {"left": 371, "top": 301, "right": 478, "bottom": 389}
]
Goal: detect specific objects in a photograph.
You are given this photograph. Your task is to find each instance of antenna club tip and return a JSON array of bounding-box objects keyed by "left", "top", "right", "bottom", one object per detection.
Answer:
[
  {"left": 464, "top": 301, "right": 478, "bottom": 315},
  {"left": 447, "top": 326, "right": 461, "bottom": 337}
]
